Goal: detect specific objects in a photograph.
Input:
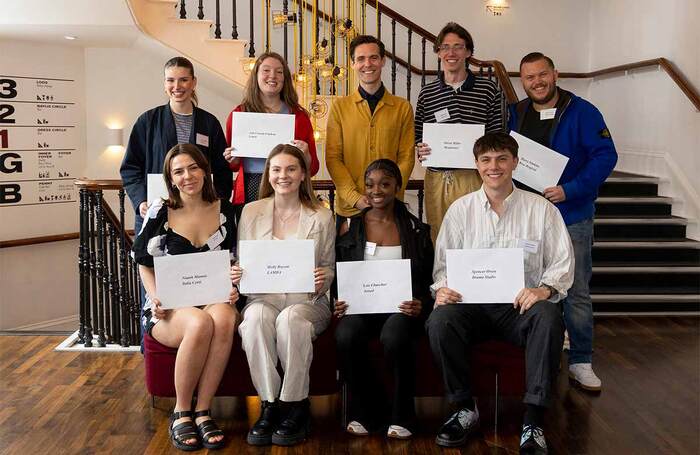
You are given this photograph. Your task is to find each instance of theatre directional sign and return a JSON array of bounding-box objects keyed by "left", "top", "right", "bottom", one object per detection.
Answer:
[{"left": 0, "top": 75, "right": 79, "bottom": 207}]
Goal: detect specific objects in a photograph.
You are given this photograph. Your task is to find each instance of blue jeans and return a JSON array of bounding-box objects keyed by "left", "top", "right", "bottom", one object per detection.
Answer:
[{"left": 563, "top": 217, "right": 594, "bottom": 365}]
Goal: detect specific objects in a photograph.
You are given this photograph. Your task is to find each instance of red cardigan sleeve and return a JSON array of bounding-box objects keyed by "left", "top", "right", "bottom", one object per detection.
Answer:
[
  {"left": 225, "top": 105, "right": 244, "bottom": 172},
  {"left": 294, "top": 108, "right": 319, "bottom": 176}
]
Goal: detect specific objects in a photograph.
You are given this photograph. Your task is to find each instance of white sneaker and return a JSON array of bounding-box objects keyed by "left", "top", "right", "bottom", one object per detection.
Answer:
[
  {"left": 346, "top": 420, "right": 369, "bottom": 436},
  {"left": 563, "top": 330, "right": 570, "bottom": 351},
  {"left": 569, "top": 363, "right": 602, "bottom": 392},
  {"left": 387, "top": 424, "right": 412, "bottom": 439}
]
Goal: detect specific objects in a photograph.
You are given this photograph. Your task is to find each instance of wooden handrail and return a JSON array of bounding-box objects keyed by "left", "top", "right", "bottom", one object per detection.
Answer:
[
  {"left": 0, "top": 233, "right": 80, "bottom": 249},
  {"left": 506, "top": 58, "right": 700, "bottom": 111},
  {"left": 74, "top": 178, "right": 124, "bottom": 190}
]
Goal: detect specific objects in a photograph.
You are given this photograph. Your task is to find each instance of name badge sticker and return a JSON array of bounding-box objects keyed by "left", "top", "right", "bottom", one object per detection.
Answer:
[
  {"left": 207, "top": 230, "right": 225, "bottom": 250},
  {"left": 540, "top": 108, "right": 556, "bottom": 120},
  {"left": 365, "top": 241, "right": 377, "bottom": 256},
  {"left": 196, "top": 133, "right": 210, "bottom": 147},
  {"left": 517, "top": 239, "right": 539, "bottom": 254},
  {"left": 434, "top": 108, "right": 451, "bottom": 123}
]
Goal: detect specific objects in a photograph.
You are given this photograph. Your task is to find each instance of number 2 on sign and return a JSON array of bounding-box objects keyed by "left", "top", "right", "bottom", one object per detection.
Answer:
[{"left": 0, "top": 130, "right": 7, "bottom": 148}]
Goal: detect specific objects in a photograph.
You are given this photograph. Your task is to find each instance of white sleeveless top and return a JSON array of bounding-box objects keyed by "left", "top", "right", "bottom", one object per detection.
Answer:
[{"left": 364, "top": 245, "right": 402, "bottom": 261}]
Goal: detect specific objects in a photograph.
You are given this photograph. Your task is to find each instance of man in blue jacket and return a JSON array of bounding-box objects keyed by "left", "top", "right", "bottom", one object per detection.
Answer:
[{"left": 509, "top": 52, "right": 617, "bottom": 393}]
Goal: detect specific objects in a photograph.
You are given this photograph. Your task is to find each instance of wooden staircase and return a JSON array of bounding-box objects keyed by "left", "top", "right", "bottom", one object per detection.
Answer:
[{"left": 592, "top": 171, "right": 700, "bottom": 314}]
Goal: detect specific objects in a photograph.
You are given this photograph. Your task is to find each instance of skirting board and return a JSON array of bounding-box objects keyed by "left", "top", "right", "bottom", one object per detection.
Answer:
[
  {"left": 9, "top": 314, "right": 79, "bottom": 332},
  {"left": 55, "top": 330, "right": 141, "bottom": 352}
]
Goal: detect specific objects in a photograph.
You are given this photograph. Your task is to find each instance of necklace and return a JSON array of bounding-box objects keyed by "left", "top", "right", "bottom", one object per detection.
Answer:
[{"left": 274, "top": 207, "right": 300, "bottom": 226}]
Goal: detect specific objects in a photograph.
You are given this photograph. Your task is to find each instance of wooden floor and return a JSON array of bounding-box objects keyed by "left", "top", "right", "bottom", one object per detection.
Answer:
[{"left": 1, "top": 317, "right": 698, "bottom": 454}]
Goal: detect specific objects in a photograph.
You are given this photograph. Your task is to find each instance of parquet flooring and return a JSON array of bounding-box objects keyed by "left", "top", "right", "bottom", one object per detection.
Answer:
[{"left": 0, "top": 317, "right": 698, "bottom": 454}]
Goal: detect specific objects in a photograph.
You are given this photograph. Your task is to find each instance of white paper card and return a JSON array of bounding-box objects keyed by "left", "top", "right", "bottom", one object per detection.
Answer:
[
  {"left": 239, "top": 239, "right": 315, "bottom": 293},
  {"left": 154, "top": 250, "right": 232, "bottom": 309},
  {"left": 434, "top": 108, "right": 451, "bottom": 122},
  {"left": 421, "top": 123, "right": 484, "bottom": 169},
  {"left": 196, "top": 133, "right": 209, "bottom": 147},
  {"left": 511, "top": 131, "right": 569, "bottom": 193},
  {"left": 230, "top": 112, "right": 295, "bottom": 158},
  {"left": 147, "top": 173, "right": 169, "bottom": 205},
  {"left": 517, "top": 239, "right": 539, "bottom": 254},
  {"left": 446, "top": 248, "right": 525, "bottom": 303},
  {"left": 337, "top": 259, "right": 412, "bottom": 315},
  {"left": 540, "top": 108, "right": 557, "bottom": 120}
]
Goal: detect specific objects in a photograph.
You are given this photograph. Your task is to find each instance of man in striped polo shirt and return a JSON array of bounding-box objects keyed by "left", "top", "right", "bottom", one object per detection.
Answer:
[{"left": 415, "top": 23, "right": 503, "bottom": 242}]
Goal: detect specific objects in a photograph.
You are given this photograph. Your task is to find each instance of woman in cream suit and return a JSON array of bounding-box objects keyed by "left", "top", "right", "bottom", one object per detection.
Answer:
[{"left": 231, "top": 144, "right": 335, "bottom": 447}]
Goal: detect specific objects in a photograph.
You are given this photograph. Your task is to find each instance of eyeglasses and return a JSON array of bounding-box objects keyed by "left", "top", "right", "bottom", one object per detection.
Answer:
[{"left": 438, "top": 44, "right": 467, "bottom": 52}]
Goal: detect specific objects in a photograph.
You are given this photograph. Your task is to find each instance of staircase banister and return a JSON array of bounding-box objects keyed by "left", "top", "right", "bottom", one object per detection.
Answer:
[
  {"left": 312, "top": 179, "right": 424, "bottom": 191},
  {"left": 506, "top": 57, "right": 700, "bottom": 111},
  {"left": 74, "top": 179, "right": 124, "bottom": 191}
]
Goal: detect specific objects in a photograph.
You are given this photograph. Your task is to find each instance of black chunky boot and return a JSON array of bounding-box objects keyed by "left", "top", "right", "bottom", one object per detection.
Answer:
[
  {"left": 246, "top": 400, "right": 280, "bottom": 446},
  {"left": 271, "top": 399, "right": 311, "bottom": 446}
]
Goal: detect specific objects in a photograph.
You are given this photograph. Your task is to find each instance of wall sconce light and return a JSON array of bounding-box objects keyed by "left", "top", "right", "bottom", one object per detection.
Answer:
[
  {"left": 240, "top": 57, "right": 256, "bottom": 75},
  {"left": 107, "top": 127, "right": 123, "bottom": 147},
  {"left": 485, "top": 0, "right": 509, "bottom": 16}
]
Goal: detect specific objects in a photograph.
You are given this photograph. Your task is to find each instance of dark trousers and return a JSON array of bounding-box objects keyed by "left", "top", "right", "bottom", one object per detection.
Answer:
[
  {"left": 426, "top": 302, "right": 564, "bottom": 407},
  {"left": 335, "top": 313, "right": 423, "bottom": 428}
]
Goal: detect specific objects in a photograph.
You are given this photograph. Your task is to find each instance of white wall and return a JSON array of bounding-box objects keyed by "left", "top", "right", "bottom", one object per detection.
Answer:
[{"left": 587, "top": 0, "right": 700, "bottom": 239}]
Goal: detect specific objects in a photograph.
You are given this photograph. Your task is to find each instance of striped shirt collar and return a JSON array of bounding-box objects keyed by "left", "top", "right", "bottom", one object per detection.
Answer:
[{"left": 438, "top": 69, "right": 476, "bottom": 91}]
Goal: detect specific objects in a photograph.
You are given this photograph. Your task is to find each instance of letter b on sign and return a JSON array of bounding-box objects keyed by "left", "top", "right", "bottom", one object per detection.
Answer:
[
  {"left": 1, "top": 153, "right": 22, "bottom": 173},
  {"left": 0, "top": 184, "right": 22, "bottom": 203}
]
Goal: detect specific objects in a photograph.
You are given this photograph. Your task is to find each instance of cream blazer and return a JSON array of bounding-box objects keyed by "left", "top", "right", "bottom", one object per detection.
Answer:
[{"left": 237, "top": 197, "right": 336, "bottom": 306}]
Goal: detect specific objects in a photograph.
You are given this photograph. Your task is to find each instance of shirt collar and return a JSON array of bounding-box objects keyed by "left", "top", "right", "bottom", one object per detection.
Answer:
[
  {"left": 358, "top": 83, "right": 386, "bottom": 102},
  {"left": 476, "top": 183, "right": 519, "bottom": 212},
  {"left": 438, "top": 69, "right": 476, "bottom": 91}
]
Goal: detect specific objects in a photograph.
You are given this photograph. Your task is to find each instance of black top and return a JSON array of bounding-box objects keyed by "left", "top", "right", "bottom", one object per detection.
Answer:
[
  {"left": 520, "top": 105, "right": 555, "bottom": 148},
  {"left": 334, "top": 203, "right": 435, "bottom": 318},
  {"left": 358, "top": 83, "right": 386, "bottom": 115},
  {"left": 132, "top": 198, "right": 238, "bottom": 268}
]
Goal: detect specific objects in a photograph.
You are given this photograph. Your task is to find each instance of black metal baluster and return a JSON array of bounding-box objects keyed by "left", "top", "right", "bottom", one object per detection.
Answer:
[
  {"left": 102, "top": 216, "right": 112, "bottom": 343},
  {"left": 78, "top": 188, "right": 87, "bottom": 344},
  {"left": 330, "top": 0, "right": 336, "bottom": 95},
  {"left": 95, "top": 192, "right": 107, "bottom": 347},
  {"left": 406, "top": 29, "right": 412, "bottom": 101},
  {"left": 109, "top": 224, "right": 119, "bottom": 343},
  {"left": 361, "top": 0, "right": 366, "bottom": 34},
  {"left": 118, "top": 189, "right": 129, "bottom": 347},
  {"left": 86, "top": 193, "right": 97, "bottom": 347},
  {"left": 249, "top": 0, "right": 256, "bottom": 57},
  {"left": 232, "top": 0, "right": 238, "bottom": 38},
  {"left": 215, "top": 0, "right": 222, "bottom": 38},
  {"left": 391, "top": 19, "right": 396, "bottom": 93},
  {"left": 329, "top": 188, "right": 335, "bottom": 215},
  {"left": 298, "top": 0, "right": 303, "bottom": 66},
  {"left": 418, "top": 187, "right": 424, "bottom": 221},
  {"left": 127, "top": 257, "right": 136, "bottom": 346},
  {"left": 135, "top": 270, "right": 143, "bottom": 343},
  {"left": 283, "top": 0, "right": 289, "bottom": 61},
  {"left": 265, "top": 0, "right": 270, "bottom": 52},
  {"left": 198, "top": 0, "right": 204, "bottom": 19},
  {"left": 421, "top": 37, "right": 426, "bottom": 87},
  {"left": 377, "top": 8, "right": 381, "bottom": 40},
  {"left": 180, "top": 0, "right": 187, "bottom": 19},
  {"left": 315, "top": 0, "right": 320, "bottom": 95}
]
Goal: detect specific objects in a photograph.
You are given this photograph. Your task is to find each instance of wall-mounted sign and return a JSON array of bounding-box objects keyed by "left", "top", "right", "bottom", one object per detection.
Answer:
[{"left": 0, "top": 75, "right": 78, "bottom": 206}]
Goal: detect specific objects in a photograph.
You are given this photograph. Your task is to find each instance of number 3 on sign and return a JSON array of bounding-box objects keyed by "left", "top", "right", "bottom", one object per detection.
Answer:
[{"left": 0, "top": 79, "right": 18, "bottom": 99}]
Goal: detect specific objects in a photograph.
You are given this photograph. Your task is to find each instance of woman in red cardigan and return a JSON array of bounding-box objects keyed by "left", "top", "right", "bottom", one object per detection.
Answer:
[{"left": 223, "top": 52, "right": 319, "bottom": 211}]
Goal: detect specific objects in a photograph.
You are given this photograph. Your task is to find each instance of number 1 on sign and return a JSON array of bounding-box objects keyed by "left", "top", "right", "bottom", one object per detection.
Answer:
[{"left": 0, "top": 129, "right": 7, "bottom": 148}]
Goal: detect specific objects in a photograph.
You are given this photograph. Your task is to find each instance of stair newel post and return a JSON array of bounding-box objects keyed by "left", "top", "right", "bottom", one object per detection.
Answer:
[
  {"left": 406, "top": 28, "right": 412, "bottom": 101},
  {"left": 265, "top": 0, "right": 270, "bottom": 52},
  {"left": 85, "top": 192, "right": 97, "bottom": 347},
  {"left": 421, "top": 36, "right": 426, "bottom": 87},
  {"left": 95, "top": 192, "right": 107, "bottom": 347},
  {"left": 282, "top": 0, "right": 289, "bottom": 61},
  {"left": 248, "top": 0, "right": 256, "bottom": 57},
  {"left": 78, "top": 187, "right": 87, "bottom": 344},
  {"left": 197, "top": 0, "right": 204, "bottom": 20},
  {"left": 179, "top": 0, "right": 187, "bottom": 19},
  {"left": 391, "top": 19, "right": 396, "bottom": 93},
  {"left": 118, "top": 189, "right": 129, "bottom": 347},
  {"left": 231, "top": 0, "right": 238, "bottom": 39},
  {"left": 215, "top": 0, "right": 222, "bottom": 38}
]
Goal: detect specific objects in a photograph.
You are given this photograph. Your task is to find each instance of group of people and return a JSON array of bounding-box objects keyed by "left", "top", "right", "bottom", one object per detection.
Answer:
[{"left": 120, "top": 20, "right": 617, "bottom": 455}]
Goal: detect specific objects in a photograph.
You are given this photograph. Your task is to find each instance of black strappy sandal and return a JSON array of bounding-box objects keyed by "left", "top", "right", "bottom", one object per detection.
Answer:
[
  {"left": 195, "top": 409, "right": 226, "bottom": 449},
  {"left": 168, "top": 410, "right": 202, "bottom": 451}
]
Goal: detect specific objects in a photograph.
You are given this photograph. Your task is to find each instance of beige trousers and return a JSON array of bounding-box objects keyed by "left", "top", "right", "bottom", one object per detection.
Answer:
[
  {"left": 424, "top": 168, "right": 482, "bottom": 242},
  {"left": 238, "top": 296, "right": 331, "bottom": 402}
]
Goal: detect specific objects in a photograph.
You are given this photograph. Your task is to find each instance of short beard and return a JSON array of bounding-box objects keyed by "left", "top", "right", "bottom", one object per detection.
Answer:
[{"left": 529, "top": 85, "right": 558, "bottom": 105}]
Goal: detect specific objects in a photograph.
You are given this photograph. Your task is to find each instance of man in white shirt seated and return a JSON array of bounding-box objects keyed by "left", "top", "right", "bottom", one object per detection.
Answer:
[{"left": 426, "top": 132, "right": 574, "bottom": 454}]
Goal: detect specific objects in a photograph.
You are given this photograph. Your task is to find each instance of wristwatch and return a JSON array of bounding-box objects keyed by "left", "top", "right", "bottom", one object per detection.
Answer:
[{"left": 540, "top": 283, "right": 558, "bottom": 300}]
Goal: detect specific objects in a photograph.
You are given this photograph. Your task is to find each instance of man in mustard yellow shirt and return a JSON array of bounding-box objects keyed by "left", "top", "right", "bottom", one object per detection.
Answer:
[{"left": 326, "top": 35, "right": 415, "bottom": 224}]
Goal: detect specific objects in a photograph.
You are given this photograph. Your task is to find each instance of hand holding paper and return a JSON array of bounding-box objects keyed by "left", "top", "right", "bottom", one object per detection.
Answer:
[
  {"left": 510, "top": 131, "right": 569, "bottom": 193},
  {"left": 446, "top": 248, "right": 525, "bottom": 304},
  {"left": 238, "top": 240, "right": 315, "bottom": 293},
  {"left": 337, "top": 259, "right": 412, "bottom": 315},
  {"left": 421, "top": 123, "right": 484, "bottom": 169},
  {"left": 231, "top": 112, "right": 295, "bottom": 159}
]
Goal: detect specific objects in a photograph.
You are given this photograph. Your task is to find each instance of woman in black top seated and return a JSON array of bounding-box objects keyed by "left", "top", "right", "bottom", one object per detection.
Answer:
[
  {"left": 334, "top": 159, "right": 434, "bottom": 439},
  {"left": 133, "top": 144, "right": 240, "bottom": 451}
]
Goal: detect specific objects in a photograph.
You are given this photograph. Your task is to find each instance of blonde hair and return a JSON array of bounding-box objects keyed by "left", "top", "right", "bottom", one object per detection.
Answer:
[{"left": 258, "top": 144, "right": 320, "bottom": 210}]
